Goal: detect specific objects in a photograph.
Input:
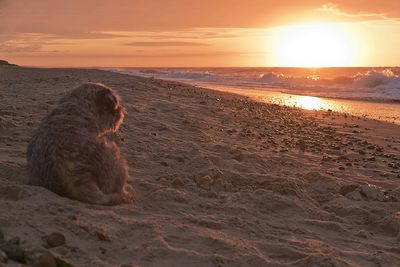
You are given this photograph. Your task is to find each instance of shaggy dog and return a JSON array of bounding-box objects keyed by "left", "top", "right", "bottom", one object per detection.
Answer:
[{"left": 27, "top": 83, "right": 134, "bottom": 205}]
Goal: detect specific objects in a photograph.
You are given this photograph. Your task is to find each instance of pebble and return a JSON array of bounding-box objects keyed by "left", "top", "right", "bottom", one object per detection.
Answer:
[
  {"left": 160, "top": 161, "right": 168, "bottom": 167},
  {"left": 359, "top": 184, "right": 385, "bottom": 201},
  {"left": 355, "top": 230, "right": 370, "bottom": 239},
  {"left": 32, "top": 252, "right": 57, "bottom": 267},
  {"left": 196, "top": 175, "right": 213, "bottom": 191},
  {"left": 346, "top": 191, "right": 363, "bottom": 201},
  {"left": 0, "top": 250, "right": 7, "bottom": 263},
  {"left": 171, "top": 178, "right": 184, "bottom": 188},
  {"left": 8, "top": 237, "right": 20, "bottom": 245},
  {"left": 95, "top": 229, "right": 111, "bottom": 241},
  {"left": 45, "top": 232, "right": 66, "bottom": 247},
  {"left": 339, "top": 184, "right": 359, "bottom": 196},
  {"left": 0, "top": 242, "right": 26, "bottom": 263}
]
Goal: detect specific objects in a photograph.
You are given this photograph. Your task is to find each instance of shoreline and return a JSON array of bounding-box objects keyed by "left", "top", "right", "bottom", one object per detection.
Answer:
[
  {"left": 189, "top": 83, "right": 400, "bottom": 125},
  {"left": 103, "top": 68, "right": 400, "bottom": 125},
  {"left": 107, "top": 67, "right": 400, "bottom": 103},
  {"left": 0, "top": 66, "right": 400, "bottom": 266}
]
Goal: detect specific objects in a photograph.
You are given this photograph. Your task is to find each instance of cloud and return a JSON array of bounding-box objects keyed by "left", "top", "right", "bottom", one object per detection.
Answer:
[
  {"left": 318, "top": 3, "right": 387, "bottom": 19},
  {"left": 0, "top": 44, "right": 42, "bottom": 52},
  {"left": 1, "top": 1, "right": 400, "bottom": 36},
  {"left": 42, "top": 32, "right": 126, "bottom": 40},
  {"left": 101, "top": 29, "right": 242, "bottom": 41},
  {"left": 124, "top": 41, "right": 210, "bottom": 47},
  {"left": 0, "top": 0, "right": 322, "bottom": 34}
]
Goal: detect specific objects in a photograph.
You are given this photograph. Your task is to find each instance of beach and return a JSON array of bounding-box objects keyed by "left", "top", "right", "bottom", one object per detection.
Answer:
[
  {"left": 111, "top": 67, "right": 400, "bottom": 125},
  {"left": 0, "top": 66, "right": 400, "bottom": 266}
]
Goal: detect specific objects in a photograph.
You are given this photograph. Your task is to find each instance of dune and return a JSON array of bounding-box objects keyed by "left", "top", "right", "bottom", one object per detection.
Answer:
[
  {"left": 0, "top": 67, "right": 399, "bottom": 266},
  {"left": 0, "top": 60, "right": 17, "bottom": 67}
]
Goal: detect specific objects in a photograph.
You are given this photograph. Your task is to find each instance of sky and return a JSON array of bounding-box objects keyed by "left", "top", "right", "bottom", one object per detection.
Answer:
[{"left": 0, "top": 0, "right": 400, "bottom": 67}]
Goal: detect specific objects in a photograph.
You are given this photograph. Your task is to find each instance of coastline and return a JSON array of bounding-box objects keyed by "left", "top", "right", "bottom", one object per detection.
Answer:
[
  {"left": 0, "top": 66, "right": 400, "bottom": 266},
  {"left": 108, "top": 67, "right": 400, "bottom": 104},
  {"left": 105, "top": 68, "right": 400, "bottom": 125},
  {"left": 198, "top": 84, "right": 400, "bottom": 125}
]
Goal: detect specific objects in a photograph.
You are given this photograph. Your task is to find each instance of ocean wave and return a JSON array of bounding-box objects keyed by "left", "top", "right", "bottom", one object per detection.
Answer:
[
  {"left": 256, "top": 69, "right": 400, "bottom": 100},
  {"left": 106, "top": 67, "right": 400, "bottom": 101},
  {"left": 352, "top": 70, "right": 400, "bottom": 98},
  {"left": 165, "top": 71, "right": 214, "bottom": 80}
]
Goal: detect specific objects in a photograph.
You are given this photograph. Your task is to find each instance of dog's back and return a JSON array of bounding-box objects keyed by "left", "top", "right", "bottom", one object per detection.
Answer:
[{"left": 26, "top": 83, "right": 133, "bottom": 205}]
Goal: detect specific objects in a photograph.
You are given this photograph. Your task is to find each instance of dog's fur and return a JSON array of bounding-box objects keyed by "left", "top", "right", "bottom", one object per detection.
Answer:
[{"left": 27, "top": 83, "right": 134, "bottom": 205}]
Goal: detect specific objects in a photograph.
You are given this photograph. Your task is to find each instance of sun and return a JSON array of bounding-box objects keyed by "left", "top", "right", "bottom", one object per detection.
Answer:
[{"left": 272, "top": 23, "right": 356, "bottom": 67}]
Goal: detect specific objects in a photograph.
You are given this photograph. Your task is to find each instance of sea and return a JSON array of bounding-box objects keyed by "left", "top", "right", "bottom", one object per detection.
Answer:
[{"left": 104, "top": 67, "right": 400, "bottom": 124}]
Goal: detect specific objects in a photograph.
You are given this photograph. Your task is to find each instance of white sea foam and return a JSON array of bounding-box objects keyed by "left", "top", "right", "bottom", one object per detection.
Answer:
[
  {"left": 165, "top": 71, "right": 214, "bottom": 80},
  {"left": 105, "top": 67, "right": 400, "bottom": 101}
]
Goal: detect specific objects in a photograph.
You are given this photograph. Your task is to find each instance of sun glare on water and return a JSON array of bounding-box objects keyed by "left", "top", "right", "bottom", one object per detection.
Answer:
[
  {"left": 283, "top": 95, "right": 328, "bottom": 110},
  {"left": 273, "top": 23, "right": 356, "bottom": 67}
]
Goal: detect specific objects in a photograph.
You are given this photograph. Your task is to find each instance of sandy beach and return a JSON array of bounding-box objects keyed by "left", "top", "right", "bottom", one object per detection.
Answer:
[{"left": 1, "top": 66, "right": 400, "bottom": 266}]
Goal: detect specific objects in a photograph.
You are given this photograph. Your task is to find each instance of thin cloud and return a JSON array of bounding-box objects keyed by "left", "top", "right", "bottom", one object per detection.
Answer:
[
  {"left": 318, "top": 3, "right": 391, "bottom": 21},
  {"left": 124, "top": 41, "right": 211, "bottom": 47},
  {"left": 43, "top": 32, "right": 126, "bottom": 40},
  {"left": 0, "top": 44, "right": 42, "bottom": 52},
  {"left": 107, "top": 29, "right": 262, "bottom": 40}
]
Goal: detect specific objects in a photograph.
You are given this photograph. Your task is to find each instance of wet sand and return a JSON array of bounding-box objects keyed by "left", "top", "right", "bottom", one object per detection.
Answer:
[
  {"left": 180, "top": 84, "right": 400, "bottom": 125},
  {"left": 0, "top": 66, "right": 400, "bottom": 266}
]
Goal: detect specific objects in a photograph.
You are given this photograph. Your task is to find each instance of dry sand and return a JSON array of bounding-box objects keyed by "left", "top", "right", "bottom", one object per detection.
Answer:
[{"left": 0, "top": 66, "right": 399, "bottom": 267}]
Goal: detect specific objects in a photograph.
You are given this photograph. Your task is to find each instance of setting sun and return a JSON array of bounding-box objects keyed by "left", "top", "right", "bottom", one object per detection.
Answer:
[{"left": 273, "top": 24, "right": 356, "bottom": 67}]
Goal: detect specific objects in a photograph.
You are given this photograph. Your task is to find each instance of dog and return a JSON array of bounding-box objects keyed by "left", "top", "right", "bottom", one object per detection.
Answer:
[{"left": 27, "top": 83, "right": 134, "bottom": 205}]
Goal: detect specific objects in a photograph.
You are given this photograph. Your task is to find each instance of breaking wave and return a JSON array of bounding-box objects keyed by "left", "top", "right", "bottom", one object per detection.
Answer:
[{"left": 107, "top": 67, "right": 400, "bottom": 101}]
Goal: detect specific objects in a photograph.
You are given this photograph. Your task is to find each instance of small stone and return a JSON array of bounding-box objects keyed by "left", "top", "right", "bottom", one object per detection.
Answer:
[
  {"left": 339, "top": 184, "right": 359, "bottom": 196},
  {"left": 54, "top": 256, "right": 75, "bottom": 267},
  {"left": 322, "top": 156, "right": 331, "bottom": 162},
  {"left": 95, "top": 229, "right": 111, "bottom": 241},
  {"left": 359, "top": 184, "right": 385, "bottom": 201},
  {"left": 0, "top": 250, "right": 7, "bottom": 263},
  {"left": 355, "top": 230, "right": 370, "bottom": 239},
  {"left": 196, "top": 175, "right": 213, "bottom": 191},
  {"left": 54, "top": 257, "right": 74, "bottom": 267},
  {"left": 33, "top": 252, "right": 57, "bottom": 267},
  {"left": 0, "top": 242, "right": 26, "bottom": 263},
  {"left": 171, "top": 178, "right": 184, "bottom": 188},
  {"left": 45, "top": 232, "right": 66, "bottom": 247},
  {"left": 346, "top": 190, "right": 363, "bottom": 201},
  {"left": 99, "top": 247, "right": 107, "bottom": 255},
  {"left": 8, "top": 237, "right": 20, "bottom": 245},
  {"left": 0, "top": 229, "right": 3, "bottom": 241},
  {"left": 390, "top": 187, "right": 400, "bottom": 200}
]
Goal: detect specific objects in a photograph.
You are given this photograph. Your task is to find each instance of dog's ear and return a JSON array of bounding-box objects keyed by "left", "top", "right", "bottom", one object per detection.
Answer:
[{"left": 95, "top": 88, "right": 118, "bottom": 114}]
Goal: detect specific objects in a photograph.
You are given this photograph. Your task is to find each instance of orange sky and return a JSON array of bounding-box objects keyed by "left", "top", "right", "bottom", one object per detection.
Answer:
[{"left": 1, "top": 0, "right": 400, "bottom": 67}]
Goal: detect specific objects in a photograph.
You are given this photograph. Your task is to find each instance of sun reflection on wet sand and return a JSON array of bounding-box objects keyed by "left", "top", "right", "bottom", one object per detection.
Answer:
[
  {"left": 281, "top": 95, "right": 328, "bottom": 110},
  {"left": 208, "top": 85, "right": 400, "bottom": 125}
]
